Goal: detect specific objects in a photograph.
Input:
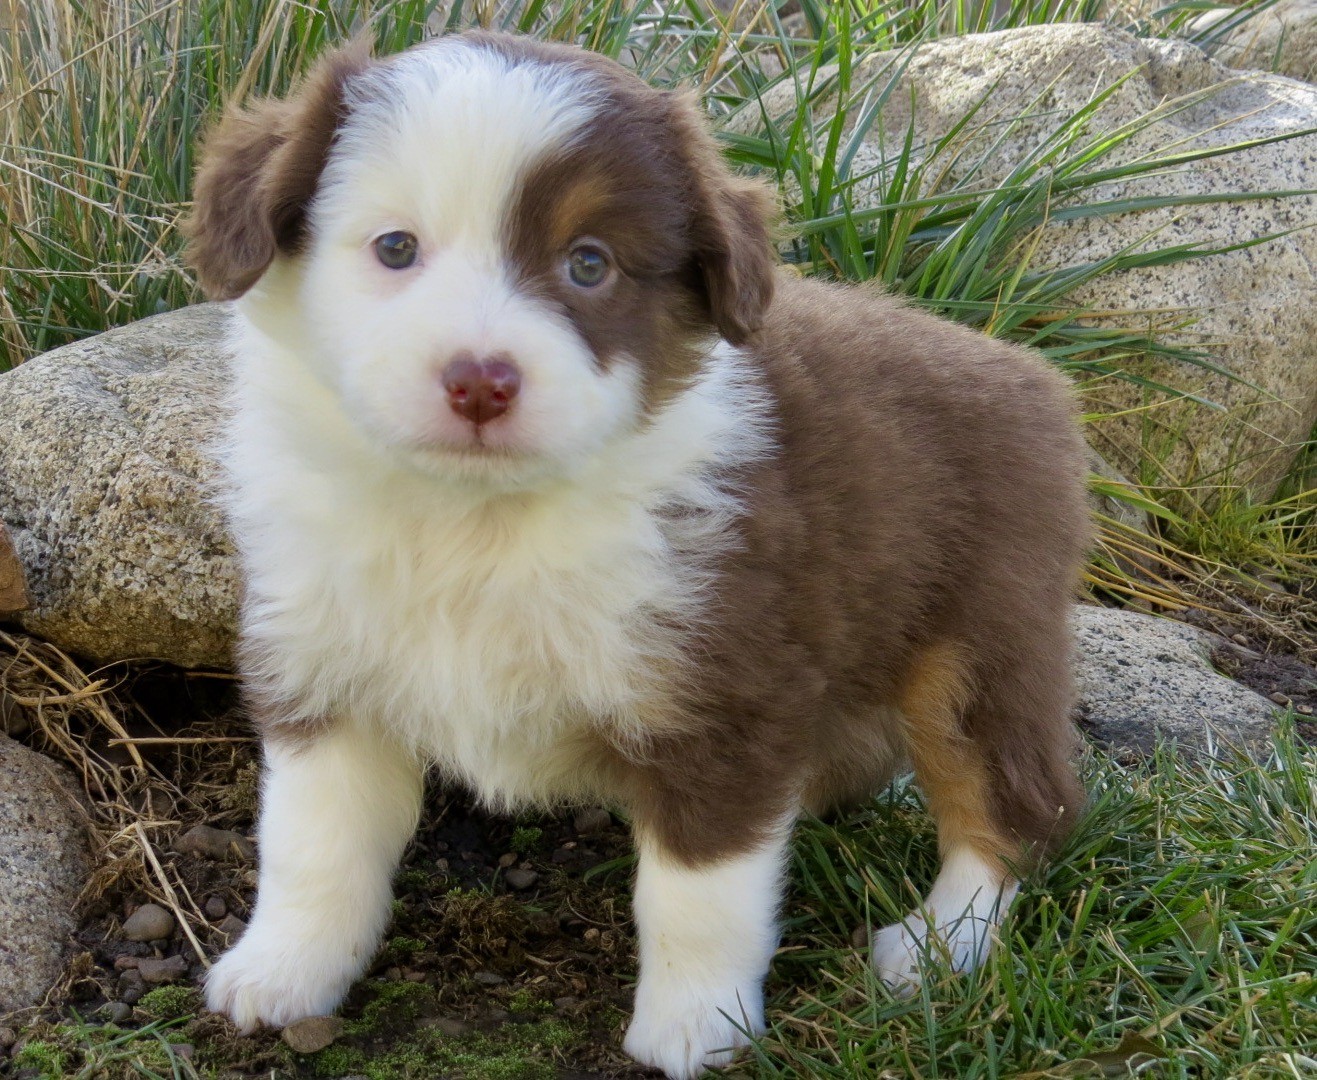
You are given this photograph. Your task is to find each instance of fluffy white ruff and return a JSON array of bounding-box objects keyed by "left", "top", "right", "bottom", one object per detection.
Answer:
[
  {"left": 871, "top": 846, "right": 1019, "bottom": 992},
  {"left": 222, "top": 322, "right": 772, "bottom": 809},
  {"left": 623, "top": 816, "right": 793, "bottom": 1080},
  {"left": 204, "top": 724, "right": 423, "bottom": 1031}
]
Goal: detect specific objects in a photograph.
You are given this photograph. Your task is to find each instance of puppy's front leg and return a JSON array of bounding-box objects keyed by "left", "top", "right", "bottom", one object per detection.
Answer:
[
  {"left": 206, "top": 720, "right": 423, "bottom": 1032},
  {"left": 623, "top": 811, "right": 794, "bottom": 1080}
]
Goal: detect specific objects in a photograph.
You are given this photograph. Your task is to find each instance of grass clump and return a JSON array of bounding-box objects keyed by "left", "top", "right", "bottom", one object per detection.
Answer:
[{"left": 766, "top": 723, "right": 1317, "bottom": 1077}]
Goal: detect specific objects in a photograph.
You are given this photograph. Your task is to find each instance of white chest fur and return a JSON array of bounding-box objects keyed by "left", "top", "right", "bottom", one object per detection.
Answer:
[{"left": 221, "top": 320, "right": 772, "bottom": 808}]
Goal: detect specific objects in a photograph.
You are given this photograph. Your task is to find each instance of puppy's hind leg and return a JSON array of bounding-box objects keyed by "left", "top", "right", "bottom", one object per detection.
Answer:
[
  {"left": 206, "top": 719, "right": 424, "bottom": 1031},
  {"left": 872, "top": 639, "right": 1081, "bottom": 992}
]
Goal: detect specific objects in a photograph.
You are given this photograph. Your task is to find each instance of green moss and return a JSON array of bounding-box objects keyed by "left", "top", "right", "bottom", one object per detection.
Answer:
[
  {"left": 382, "top": 935, "right": 427, "bottom": 962},
  {"left": 136, "top": 984, "right": 201, "bottom": 1021},
  {"left": 318, "top": 1018, "right": 582, "bottom": 1080},
  {"left": 11, "top": 1040, "right": 67, "bottom": 1078},
  {"left": 311, "top": 1043, "right": 368, "bottom": 1077},
  {"left": 505, "top": 988, "right": 553, "bottom": 1016},
  {"left": 345, "top": 979, "right": 438, "bottom": 1036},
  {"left": 508, "top": 826, "right": 543, "bottom": 854},
  {"left": 394, "top": 868, "right": 433, "bottom": 890}
]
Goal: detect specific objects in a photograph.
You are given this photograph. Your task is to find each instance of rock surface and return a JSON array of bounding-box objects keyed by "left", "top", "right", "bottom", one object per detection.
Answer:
[
  {"left": 737, "top": 24, "right": 1317, "bottom": 493},
  {"left": 1195, "top": 0, "right": 1317, "bottom": 84},
  {"left": 0, "top": 735, "right": 91, "bottom": 1012},
  {"left": 1073, "top": 605, "right": 1279, "bottom": 755},
  {"left": 0, "top": 304, "right": 239, "bottom": 668}
]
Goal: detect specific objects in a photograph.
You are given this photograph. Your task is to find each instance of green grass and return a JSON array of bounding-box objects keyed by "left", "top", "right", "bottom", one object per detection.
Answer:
[
  {"left": 11, "top": 726, "right": 1315, "bottom": 1078},
  {"left": 760, "top": 723, "right": 1317, "bottom": 1077}
]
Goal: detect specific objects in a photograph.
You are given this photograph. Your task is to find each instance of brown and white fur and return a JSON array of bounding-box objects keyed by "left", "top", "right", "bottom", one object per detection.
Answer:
[{"left": 186, "top": 31, "right": 1090, "bottom": 1080}]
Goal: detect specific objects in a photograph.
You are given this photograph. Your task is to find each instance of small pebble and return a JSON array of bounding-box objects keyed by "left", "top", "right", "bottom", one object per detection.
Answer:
[
  {"left": 282, "top": 1016, "right": 344, "bottom": 1054},
  {"left": 203, "top": 896, "right": 227, "bottom": 920},
  {"left": 497, "top": 852, "right": 517, "bottom": 868},
  {"left": 117, "top": 969, "right": 146, "bottom": 1004},
  {"left": 0, "top": 1028, "right": 15, "bottom": 1050},
  {"left": 430, "top": 1016, "right": 469, "bottom": 1037},
  {"left": 573, "top": 807, "right": 612, "bottom": 835},
  {"left": 434, "top": 858, "right": 449, "bottom": 874},
  {"left": 405, "top": 971, "right": 427, "bottom": 983},
  {"left": 171, "top": 1043, "right": 195, "bottom": 1061},
  {"left": 137, "top": 955, "right": 188, "bottom": 984},
  {"left": 384, "top": 966, "right": 403, "bottom": 981},
  {"left": 504, "top": 867, "right": 539, "bottom": 890},
  {"left": 582, "top": 928, "right": 601, "bottom": 944},
  {"left": 175, "top": 824, "right": 256, "bottom": 862},
  {"left": 113, "top": 955, "right": 141, "bottom": 971},
  {"left": 1233, "top": 633, "right": 1250, "bottom": 646},
  {"left": 217, "top": 914, "right": 247, "bottom": 941},
  {"left": 473, "top": 970, "right": 505, "bottom": 986},
  {"left": 1270, "top": 692, "right": 1292, "bottom": 706},
  {"left": 1298, "top": 704, "right": 1312, "bottom": 715},
  {"left": 851, "top": 925, "right": 870, "bottom": 949},
  {"left": 98, "top": 1001, "right": 133, "bottom": 1025}
]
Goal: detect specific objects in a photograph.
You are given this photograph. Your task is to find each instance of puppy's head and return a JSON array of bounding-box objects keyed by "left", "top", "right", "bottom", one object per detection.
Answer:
[{"left": 187, "top": 33, "right": 776, "bottom": 483}]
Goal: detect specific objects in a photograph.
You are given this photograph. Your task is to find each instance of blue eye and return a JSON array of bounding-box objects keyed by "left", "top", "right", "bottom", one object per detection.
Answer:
[
  {"left": 567, "top": 244, "right": 610, "bottom": 288},
  {"left": 374, "top": 231, "right": 418, "bottom": 269}
]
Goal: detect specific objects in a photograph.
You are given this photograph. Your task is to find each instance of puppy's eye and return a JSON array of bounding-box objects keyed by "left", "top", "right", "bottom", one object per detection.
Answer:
[
  {"left": 566, "top": 244, "right": 610, "bottom": 288},
  {"left": 374, "top": 231, "right": 418, "bottom": 270}
]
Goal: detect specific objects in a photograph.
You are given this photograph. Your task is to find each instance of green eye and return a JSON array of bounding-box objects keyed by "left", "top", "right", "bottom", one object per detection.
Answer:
[
  {"left": 374, "top": 231, "right": 418, "bottom": 270},
  {"left": 567, "top": 245, "right": 610, "bottom": 288}
]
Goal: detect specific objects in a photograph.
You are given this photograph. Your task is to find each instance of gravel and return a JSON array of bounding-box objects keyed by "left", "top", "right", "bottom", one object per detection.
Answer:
[{"left": 136, "top": 955, "right": 188, "bottom": 984}]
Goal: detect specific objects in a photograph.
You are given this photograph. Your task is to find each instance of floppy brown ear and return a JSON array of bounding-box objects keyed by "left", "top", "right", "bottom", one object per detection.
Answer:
[
  {"left": 669, "top": 93, "right": 778, "bottom": 345},
  {"left": 184, "top": 38, "right": 373, "bottom": 300}
]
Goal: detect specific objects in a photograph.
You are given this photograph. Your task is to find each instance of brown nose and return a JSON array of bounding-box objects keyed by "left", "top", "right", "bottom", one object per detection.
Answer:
[{"left": 440, "top": 353, "right": 521, "bottom": 425}]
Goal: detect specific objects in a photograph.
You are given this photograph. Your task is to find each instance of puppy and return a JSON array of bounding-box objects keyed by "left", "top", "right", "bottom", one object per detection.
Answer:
[{"left": 185, "top": 30, "right": 1090, "bottom": 1079}]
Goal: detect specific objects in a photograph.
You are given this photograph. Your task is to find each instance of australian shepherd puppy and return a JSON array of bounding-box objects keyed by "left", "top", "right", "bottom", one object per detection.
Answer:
[{"left": 185, "top": 30, "right": 1090, "bottom": 1079}]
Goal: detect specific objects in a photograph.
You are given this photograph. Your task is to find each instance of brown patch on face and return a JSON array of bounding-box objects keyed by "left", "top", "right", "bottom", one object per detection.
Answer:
[
  {"left": 184, "top": 36, "right": 373, "bottom": 299},
  {"left": 493, "top": 36, "right": 778, "bottom": 414}
]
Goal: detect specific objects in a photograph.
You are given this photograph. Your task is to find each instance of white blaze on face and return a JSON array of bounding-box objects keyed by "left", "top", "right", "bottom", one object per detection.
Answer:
[{"left": 290, "top": 41, "right": 639, "bottom": 480}]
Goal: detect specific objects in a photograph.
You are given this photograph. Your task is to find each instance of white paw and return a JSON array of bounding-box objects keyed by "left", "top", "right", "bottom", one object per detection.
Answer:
[
  {"left": 870, "top": 909, "right": 998, "bottom": 994},
  {"left": 623, "top": 982, "right": 763, "bottom": 1079},
  {"left": 205, "top": 925, "right": 360, "bottom": 1033}
]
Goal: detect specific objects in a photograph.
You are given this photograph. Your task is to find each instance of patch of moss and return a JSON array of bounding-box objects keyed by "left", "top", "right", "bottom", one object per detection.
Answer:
[
  {"left": 136, "top": 984, "right": 202, "bottom": 1021},
  {"left": 317, "top": 1018, "right": 583, "bottom": 1080},
  {"left": 509, "top": 825, "right": 543, "bottom": 854},
  {"left": 394, "top": 867, "right": 433, "bottom": 891},
  {"left": 345, "top": 979, "right": 439, "bottom": 1036},
  {"left": 311, "top": 1043, "right": 369, "bottom": 1077},
  {"left": 381, "top": 935, "right": 427, "bottom": 963},
  {"left": 505, "top": 988, "right": 553, "bottom": 1016},
  {"left": 11, "top": 1040, "right": 67, "bottom": 1078}
]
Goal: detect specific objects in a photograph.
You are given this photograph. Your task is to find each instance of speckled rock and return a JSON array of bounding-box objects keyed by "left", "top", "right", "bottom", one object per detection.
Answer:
[
  {"left": 1073, "top": 606, "right": 1279, "bottom": 755},
  {"left": 0, "top": 735, "right": 91, "bottom": 1012},
  {"left": 1195, "top": 0, "right": 1317, "bottom": 84},
  {"left": 0, "top": 305, "right": 239, "bottom": 667},
  {"left": 736, "top": 24, "right": 1317, "bottom": 493}
]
